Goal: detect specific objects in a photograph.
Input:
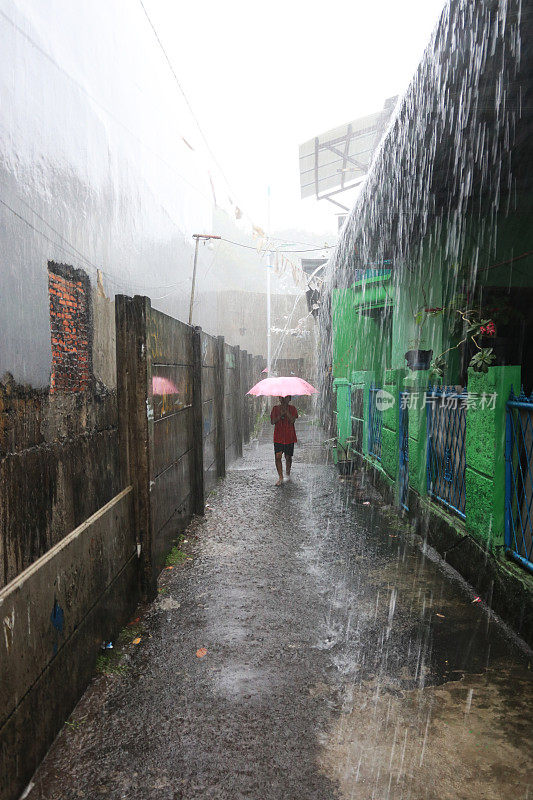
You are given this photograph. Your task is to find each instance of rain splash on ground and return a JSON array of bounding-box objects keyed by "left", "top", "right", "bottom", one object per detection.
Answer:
[{"left": 27, "top": 421, "right": 532, "bottom": 800}]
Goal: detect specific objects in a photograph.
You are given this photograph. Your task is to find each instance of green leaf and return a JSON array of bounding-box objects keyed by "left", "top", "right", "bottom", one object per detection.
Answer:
[
  {"left": 469, "top": 348, "right": 496, "bottom": 373},
  {"left": 429, "top": 354, "right": 447, "bottom": 379}
]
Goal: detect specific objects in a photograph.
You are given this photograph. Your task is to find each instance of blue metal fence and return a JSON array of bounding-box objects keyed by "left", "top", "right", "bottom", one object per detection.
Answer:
[
  {"left": 426, "top": 385, "right": 467, "bottom": 519},
  {"left": 399, "top": 391, "right": 409, "bottom": 511},
  {"left": 350, "top": 385, "right": 365, "bottom": 455},
  {"left": 368, "top": 384, "right": 383, "bottom": 461},
  {"left": 505, "top": 388, "right": 533, "bottom": 574}
]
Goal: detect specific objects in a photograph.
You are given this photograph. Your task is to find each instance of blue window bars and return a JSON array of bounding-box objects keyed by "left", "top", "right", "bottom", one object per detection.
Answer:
[
  {"left": 426, "top": 385, "right": 467, "bottom": 519},
  {"left": 368, "top": 383, "right": 383, "bottom": 461},
  {"left": 505, "top": 387, "right": 533, "bottom": 574}
]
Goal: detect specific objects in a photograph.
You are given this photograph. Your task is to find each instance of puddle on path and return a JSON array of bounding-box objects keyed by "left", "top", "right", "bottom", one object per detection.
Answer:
[
  {"left": 292, "top": 436, "right": 532, "bottom": 799},
  {"left": 319, "top": 669, "right": 532, "bottom": 800}
]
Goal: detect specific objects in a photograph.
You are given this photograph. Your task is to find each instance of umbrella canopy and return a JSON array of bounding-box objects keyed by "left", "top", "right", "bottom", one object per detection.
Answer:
[
  {"left": 152, "top": 376, "right": 179, "bottom": 395},
  {"left": 247, "top": 376, "right": 318, "bottom": 397}
]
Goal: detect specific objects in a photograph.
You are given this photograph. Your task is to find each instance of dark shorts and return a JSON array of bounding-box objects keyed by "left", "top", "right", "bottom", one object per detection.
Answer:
[{"left": 274, "top": 442, "right": 294, "bottom": 457}]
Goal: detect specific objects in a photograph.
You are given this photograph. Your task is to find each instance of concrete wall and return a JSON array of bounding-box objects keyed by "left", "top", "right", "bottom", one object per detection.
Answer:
[
  {"left": 116, "top": 295, "right": 263, "bottom": 595},
  {"left": 0, "top": 487, "right": 137, "bottom": 800},
  {"left": 224, "top": 344, "right": 239, "bottom": 465},
  {"left": 465, "top": 366, "right": 521, "bottom": 548},
  {"left": 1, "top": 3, "right": 309, "bottom": 396},
  {"left": 149, "top": 310, "right": 196, "bottom": 579},
  {"left": 93, "top": 280, "right": 117, "bottom": 390},
  {"left": 0, "top": 263, "right": 132, "bottom": 590},
  {"left": 0, "top": 383, "right": 121, "bottom": 589},
  {"left": 201, "top": 332, "right": 219, "bottom": 494},
  {"left": 1, "top": 284, "right": 265, "bottom": 594}
]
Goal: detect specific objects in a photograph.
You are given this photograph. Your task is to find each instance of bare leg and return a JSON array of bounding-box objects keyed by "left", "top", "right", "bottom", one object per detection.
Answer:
[
  {"left": 285, "top": 455, "right": 292, "bottom": 478},
  {"left": 275, "top": 452, "right": 283, "bottom": 486}
]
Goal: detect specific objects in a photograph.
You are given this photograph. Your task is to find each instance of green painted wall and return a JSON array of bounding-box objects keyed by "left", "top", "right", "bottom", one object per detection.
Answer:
[
  {"left": 391, "top": 249, "right": 444, "bottom": 372},
  {"left": 333, "top": 287, "right": 392, "bottom": 381},
  {"left": 403, "top": 369, "right": 430, "bottom": 496},
  {"left": 465, "top": 365, "right": 520, "bottom": 548},
  {"left": 380, "top": 369, "right": 405, "bottom": 487},
  {"left": 333, "top": 378, "right": 351, "bottom": 451},
  {"left": 332, "top": 289, "right": 357, "bottom": 379}
]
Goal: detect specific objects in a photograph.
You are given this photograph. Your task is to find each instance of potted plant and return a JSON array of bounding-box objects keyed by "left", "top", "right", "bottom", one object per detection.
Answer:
[{"left": 405, "top": 349, "right": 433, "bottom": 370}]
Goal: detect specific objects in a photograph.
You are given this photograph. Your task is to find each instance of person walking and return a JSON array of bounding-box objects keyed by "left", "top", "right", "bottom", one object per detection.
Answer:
[{"left": 270, "top": 395, "right": 298, "bottom": 486}]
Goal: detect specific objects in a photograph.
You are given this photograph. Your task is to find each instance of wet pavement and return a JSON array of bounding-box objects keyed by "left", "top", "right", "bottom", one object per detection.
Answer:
[{"left": 28, "top": 422, "right": 532, "bottom": 800}]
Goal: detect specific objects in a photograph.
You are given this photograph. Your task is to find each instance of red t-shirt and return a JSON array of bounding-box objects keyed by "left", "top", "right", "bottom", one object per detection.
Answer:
[{"left": 271, "top": 405, "right": 298, "bottom": 444}]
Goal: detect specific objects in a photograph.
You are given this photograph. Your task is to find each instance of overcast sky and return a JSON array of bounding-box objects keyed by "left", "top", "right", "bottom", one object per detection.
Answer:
[{"left": 143, "top": 0, "right": 447, "bottom": 235}]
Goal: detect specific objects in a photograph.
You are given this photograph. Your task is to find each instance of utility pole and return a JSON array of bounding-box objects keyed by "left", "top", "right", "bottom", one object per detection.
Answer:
[
  {"left": 266, "top": 186, "right": 272, "bottom": 375},
  {"left": 189, "top": 234, "right": 221, "bottom": 326},
  {"left": 267, "top": 262, "right": 271, "bottom": 375}
]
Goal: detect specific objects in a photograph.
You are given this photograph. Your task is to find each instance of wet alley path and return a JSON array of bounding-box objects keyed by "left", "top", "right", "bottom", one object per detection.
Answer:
[{"left": 29, "top": 423, "right": 532, "bottom": 800}]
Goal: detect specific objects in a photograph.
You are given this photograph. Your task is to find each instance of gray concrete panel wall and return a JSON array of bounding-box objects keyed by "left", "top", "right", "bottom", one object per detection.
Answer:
[
  {"left": 116, "top": 300, "right": 264, "bottom": 592},
  {"left": 0, "top": 390, "right": 121, "bottom": 589},
  {"left": 0, "top": 487, "right": 137, "bottom": 800},
  {"left": 201, "top": 331, "right": 218, "bottom": 494},
  {"left": 150, "top": 309, "right": 195, "bottom": 578},
  {"left": 224, "top": 343, "right": 238, "bottom": 464}
]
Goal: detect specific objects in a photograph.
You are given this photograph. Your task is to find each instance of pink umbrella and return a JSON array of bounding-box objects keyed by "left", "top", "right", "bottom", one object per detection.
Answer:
[
  {"left": 247, "top": 376, "right": 318, "bottom": 397},
  {"left": 152, "top": 376, "right": 179, "bottom": 395}
]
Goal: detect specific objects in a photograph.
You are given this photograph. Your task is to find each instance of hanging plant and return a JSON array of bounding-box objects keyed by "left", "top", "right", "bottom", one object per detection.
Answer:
[
  {"left": 479, "top": 320, "right": 496, "bottom": 337},
  {"left": 429, "top": 354, "right": 447, "bottom": 380},
  {"left": 469, "top": 348, "right": 496, "bottom": 373},
  {"left": 414, "top": 298, "right": 497, "bottom": 377}
]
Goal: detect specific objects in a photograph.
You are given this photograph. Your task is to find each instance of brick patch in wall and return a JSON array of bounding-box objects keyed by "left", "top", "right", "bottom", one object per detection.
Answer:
[{"left": 48, "top": 262, "right": 93, "bottom": 393}]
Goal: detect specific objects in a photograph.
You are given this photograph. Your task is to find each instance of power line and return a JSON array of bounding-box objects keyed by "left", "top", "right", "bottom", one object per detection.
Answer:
[
  {"left": 0, "top": 197, "right": 104, "bottom": 274},
  {"left": 218, "top": 237, "right": 334, "bottom": 254},
  {"left": 138, "top": 0, "right": 236, "bottom": 202},
  {"left": 478, "top": 250, "right": 533, "bottom": 272},
  {"left": 201, "top": 246, "right": 220, "bottom": 283},
  {"left": 13, "top": 196, "right": 178, "bottom": 290},
  {"left": 143, "top": 277, "right": 192, "bottom": 301},
  {"left": 3, "top": 6, "right": 334, "bottom": 272},
  {"left": 0, "top": 196, "right": 188, "bottom": 293},
  {"left": 270, "top": 287, "right": 312, "bottom": 368},
  {"left": 2, "top": 189, "right": 334, "bottom": 308},
  {"left": 138, "top": 2, "right": 316, "bottom": 242},
  {"left": 268, "top": 235, "right": 334, "bottom": 249},
  {"left": 0, "top": 8, "right": 211, "bottom": 205}
]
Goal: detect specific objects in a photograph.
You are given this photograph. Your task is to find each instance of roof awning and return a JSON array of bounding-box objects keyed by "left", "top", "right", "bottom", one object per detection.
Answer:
[{"left": 352, "top": 268, "right": 393, "bottom": 311}]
